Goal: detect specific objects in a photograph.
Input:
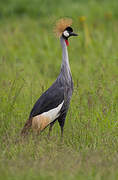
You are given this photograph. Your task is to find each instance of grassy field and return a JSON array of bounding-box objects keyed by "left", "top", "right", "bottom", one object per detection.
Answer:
[{"left": 0, "top": 0, "right": 118, "bottom": 179}]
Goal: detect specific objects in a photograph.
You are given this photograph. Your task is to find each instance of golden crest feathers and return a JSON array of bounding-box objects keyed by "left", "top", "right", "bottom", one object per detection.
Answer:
[{"left": 54, "top": 18, "right": 72, "bottom": 37}]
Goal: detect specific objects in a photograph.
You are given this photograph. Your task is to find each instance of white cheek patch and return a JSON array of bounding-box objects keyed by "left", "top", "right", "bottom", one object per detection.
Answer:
[{"left": 63, "top": 30, "right": 69, "bottom": 37}]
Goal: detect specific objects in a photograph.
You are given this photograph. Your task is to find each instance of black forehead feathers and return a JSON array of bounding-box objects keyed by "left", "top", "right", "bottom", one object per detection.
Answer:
[{"left": 65, "top": 26, "right": 73, "bottom": 32}]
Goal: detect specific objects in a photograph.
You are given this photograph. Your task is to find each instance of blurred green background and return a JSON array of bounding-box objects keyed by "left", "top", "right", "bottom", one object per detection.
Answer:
[{"left": 0, "top": 0, "right": 118, "bottom": 179}]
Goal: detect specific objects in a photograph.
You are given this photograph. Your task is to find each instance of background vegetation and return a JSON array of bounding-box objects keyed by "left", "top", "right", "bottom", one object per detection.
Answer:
[{"left": 0, "top": 0, "right": 118, "bottom": 179}]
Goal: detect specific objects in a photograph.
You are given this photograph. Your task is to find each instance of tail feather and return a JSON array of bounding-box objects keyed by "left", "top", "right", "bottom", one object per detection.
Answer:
[{"left": 21, "top": 118, "right": 32, "bottom": 137}]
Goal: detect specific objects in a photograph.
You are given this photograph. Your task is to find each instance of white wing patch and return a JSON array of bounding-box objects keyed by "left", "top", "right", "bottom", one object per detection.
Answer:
[
  {"left": 32, "top": 101, "right": 64, "bottom": 132},
  {"left": 42, "top": 100, "right": 64, "bottom": 122}
]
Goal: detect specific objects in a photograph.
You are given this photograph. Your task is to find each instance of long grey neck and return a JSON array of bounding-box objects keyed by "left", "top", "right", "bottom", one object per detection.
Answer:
[{"left": 60, "top": 36, "right": 72, "bottom": 81}]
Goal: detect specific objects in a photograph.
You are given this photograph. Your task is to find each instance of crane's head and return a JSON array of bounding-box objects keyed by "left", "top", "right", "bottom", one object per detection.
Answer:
[{"left": 54, "top": 18, "right": 78, "bottom": 46}]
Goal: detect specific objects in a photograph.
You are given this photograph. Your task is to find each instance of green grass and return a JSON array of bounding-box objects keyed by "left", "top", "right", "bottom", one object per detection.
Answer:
[{"left": 0, "top": 0, "right": 118, "bottom": 179}]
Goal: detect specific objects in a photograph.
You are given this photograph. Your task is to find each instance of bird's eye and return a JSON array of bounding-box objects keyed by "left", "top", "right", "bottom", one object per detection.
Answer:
[{"left": 63, "top": 30, "right": 69, "bottom": 37}]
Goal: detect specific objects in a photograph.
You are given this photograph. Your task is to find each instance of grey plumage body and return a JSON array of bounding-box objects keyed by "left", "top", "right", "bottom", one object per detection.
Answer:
[{"left": 21, "top": 33, "right": 76, "bottom": 137}]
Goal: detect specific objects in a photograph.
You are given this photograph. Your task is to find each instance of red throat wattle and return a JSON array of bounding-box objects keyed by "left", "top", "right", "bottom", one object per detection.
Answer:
[{"left": 65, "top": 39, "right": 69, "bottom": 46}]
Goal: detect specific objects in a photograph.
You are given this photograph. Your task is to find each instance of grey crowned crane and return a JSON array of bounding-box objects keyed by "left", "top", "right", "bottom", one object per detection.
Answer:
[{"left": 21, "top": 18, "right": 78, "bottom": 137}]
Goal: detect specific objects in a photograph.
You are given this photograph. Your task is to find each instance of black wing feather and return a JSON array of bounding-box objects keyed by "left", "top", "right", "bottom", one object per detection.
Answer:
[{"left": 29, "top": 81, "right": 64, "bottom": 118}]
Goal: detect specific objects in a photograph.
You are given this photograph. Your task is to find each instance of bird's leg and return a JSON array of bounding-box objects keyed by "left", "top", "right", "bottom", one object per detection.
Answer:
[
  {"left": 60, "top": 126, "right": 64, "bottom": 138},
  {"left": 58, "top": 118, "right": 65, "bottom": 140},
  {"left": 48, "top": 121, "right": 55, "bottom": 138}
]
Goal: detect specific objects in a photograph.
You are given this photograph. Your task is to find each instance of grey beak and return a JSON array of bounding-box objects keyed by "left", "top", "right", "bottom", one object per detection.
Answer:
[{"left": 70, "top": 32, "right": 78, "bottom": 36}]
